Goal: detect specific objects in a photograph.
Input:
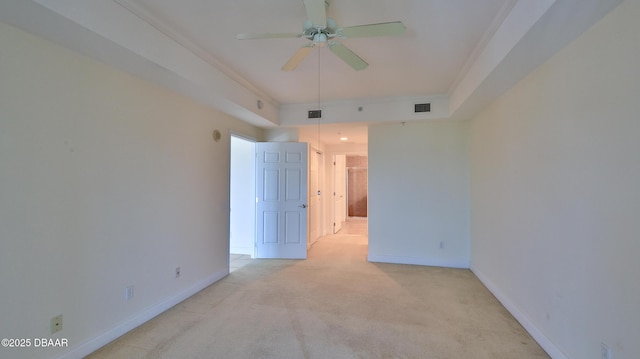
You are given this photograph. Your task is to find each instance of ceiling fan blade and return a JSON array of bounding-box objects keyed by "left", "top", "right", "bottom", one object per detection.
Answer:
[
  {"left": 303, "top": 0, "right": 327, "bottom": 28},
  {"left": 237, "top": 32, "right": 301, "bottom": 40},
  {"left": 282, "top": 45, "right": 315, "bottom": 71},
  {"left": 339, "top": 21, "right": 406, "bottom": 38},
  {"left": 328, "top": 42, "right": 368, "bottom": 71}
]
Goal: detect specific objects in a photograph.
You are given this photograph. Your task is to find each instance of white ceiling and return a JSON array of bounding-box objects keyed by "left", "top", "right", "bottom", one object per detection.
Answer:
[
  {"left": 122, "top": 0, "right": 511, "bottom": 104},
  {"left": 0, "top": 0, "right": 621, "bottom": 145}
]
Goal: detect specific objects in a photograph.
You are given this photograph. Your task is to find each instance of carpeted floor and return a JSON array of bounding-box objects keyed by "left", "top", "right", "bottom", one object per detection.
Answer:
[{"left": 87, "top": 223, "right": 548, "bottom": 358}]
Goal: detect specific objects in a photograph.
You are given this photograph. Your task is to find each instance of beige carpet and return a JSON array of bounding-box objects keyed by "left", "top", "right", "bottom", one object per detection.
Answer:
[{"left": 87, "top": 227, "right": 548, "bottom": 358}]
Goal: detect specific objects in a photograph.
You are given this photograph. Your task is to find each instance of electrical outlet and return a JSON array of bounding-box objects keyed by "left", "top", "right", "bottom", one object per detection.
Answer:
[
  {"left": 125, "top": 285, "right": 134, "bottom": 301},
  {"left": 50, "top": 314, "right": 63, "bottom": 334},
  {"left": 175, "top": 267, "right": 181, "bottom": 278},
  {"left": 601, "top": 342, "right": 611, "bottom": 359}
]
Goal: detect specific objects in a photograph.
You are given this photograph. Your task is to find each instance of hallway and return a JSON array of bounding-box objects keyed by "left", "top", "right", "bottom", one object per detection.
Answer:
[
  {"left": 308, "top": 218, "right": 368, "bottom": 263},
  {"left": 335, "top": 217, "right": 368, "bottom": 236}
]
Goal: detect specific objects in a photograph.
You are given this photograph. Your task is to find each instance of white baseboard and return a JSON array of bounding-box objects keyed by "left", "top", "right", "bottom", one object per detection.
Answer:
[
  {"left": 230, "top": 246, "right": 253, "bottom": 256},
  {"left": 57, "top": 269, "right": 228, "bottom": 359},
  {"left": 470, "top": 265, "right": 568, "bottom": 359},
  {"left": 367, "top": 254, "right": 469, "bottom": 269}
]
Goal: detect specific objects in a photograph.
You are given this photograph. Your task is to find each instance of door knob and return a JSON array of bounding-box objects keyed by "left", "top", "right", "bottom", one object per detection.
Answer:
[{"left": 299, "top": 204, "right": 307, "bottom": 208}]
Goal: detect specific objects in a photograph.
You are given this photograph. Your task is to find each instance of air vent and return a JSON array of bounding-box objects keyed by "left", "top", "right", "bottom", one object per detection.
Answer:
[
  {"left": 414, "top": 103, "right": 431, "bottom": 113},
  {"left": 308, "top": 110, "right": 322, "bottom": 119}
]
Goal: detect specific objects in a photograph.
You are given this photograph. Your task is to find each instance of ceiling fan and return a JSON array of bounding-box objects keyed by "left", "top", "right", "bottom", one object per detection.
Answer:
[{"left": 236, "top": 0, "right": 406, "bottom": 71}]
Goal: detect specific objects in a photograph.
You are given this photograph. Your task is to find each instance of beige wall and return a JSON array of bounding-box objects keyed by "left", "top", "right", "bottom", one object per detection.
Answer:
[
  {"left": 368, "top": 121, "right": 470, "bottom": 268},
  {"left": 469, "top": 1, "right": 640, "bottom": 357},
  {"left": 0, "top": 21, "right": 262, "bottom": 359}
]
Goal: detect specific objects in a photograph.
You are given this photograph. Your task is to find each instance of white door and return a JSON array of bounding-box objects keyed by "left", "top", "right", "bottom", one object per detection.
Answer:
[
  {"left": 333, "top": 154, "right": 346, "bottom": 233},
  {"left": 256, "top": 142, "right": 308, "bottom": 259},
  {"left": 308, "top": 149, "right": 322, "bottom": 246}
]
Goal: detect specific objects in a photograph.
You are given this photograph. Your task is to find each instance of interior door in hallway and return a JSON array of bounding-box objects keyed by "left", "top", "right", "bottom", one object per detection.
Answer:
[
  {"left": 333, "top": 154, "right": 346, "bottom": 233},
  {"left": 309, "top": 148, "right": 322, "bottom": 247},
  {"left": 256, "top": 142, "right": 308, "bottom": 259}
]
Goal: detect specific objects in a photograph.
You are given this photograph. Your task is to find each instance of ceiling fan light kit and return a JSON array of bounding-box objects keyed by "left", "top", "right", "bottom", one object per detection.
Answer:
[{"left": 237, "top": 0, "right": 406, "bottom": 71}]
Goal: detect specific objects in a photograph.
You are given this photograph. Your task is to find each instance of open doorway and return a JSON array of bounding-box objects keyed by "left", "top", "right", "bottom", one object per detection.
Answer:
[
  {"left": 332, "top": 154, "right": 368, "bottom": 236},
  {"left": 230, "top": 135, "right": 255, "bottom": 271},
  {"left": 346, "top": 155, "right": 368, "bottom": 218}
]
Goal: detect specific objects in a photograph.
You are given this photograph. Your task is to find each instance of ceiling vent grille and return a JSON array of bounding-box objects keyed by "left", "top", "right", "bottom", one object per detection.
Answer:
[
  {"left": 414, "top": 103, "right": 431, "bottom": 113},
  {"left": 308, "top": 110, "right": 322, "bottom": 119}
]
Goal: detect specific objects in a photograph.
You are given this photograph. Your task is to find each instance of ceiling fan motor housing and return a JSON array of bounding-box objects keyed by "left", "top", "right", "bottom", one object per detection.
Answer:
[
  {"left": 303, "top": 18, "right": 338, "bottom": 39},
  {"left": 313, "top": 33, "right": 328, "bottom": 45}
]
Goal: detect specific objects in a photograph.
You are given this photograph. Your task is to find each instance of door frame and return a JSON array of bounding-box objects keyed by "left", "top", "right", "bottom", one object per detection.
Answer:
[{"left": 230, "top": 134, "right": 257, "bottom": 259}]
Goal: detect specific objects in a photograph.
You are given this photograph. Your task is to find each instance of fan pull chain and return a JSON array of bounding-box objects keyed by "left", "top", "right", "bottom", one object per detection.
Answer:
[{"left": 317, "top": 44, "right": 321, "bottom": 149}]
